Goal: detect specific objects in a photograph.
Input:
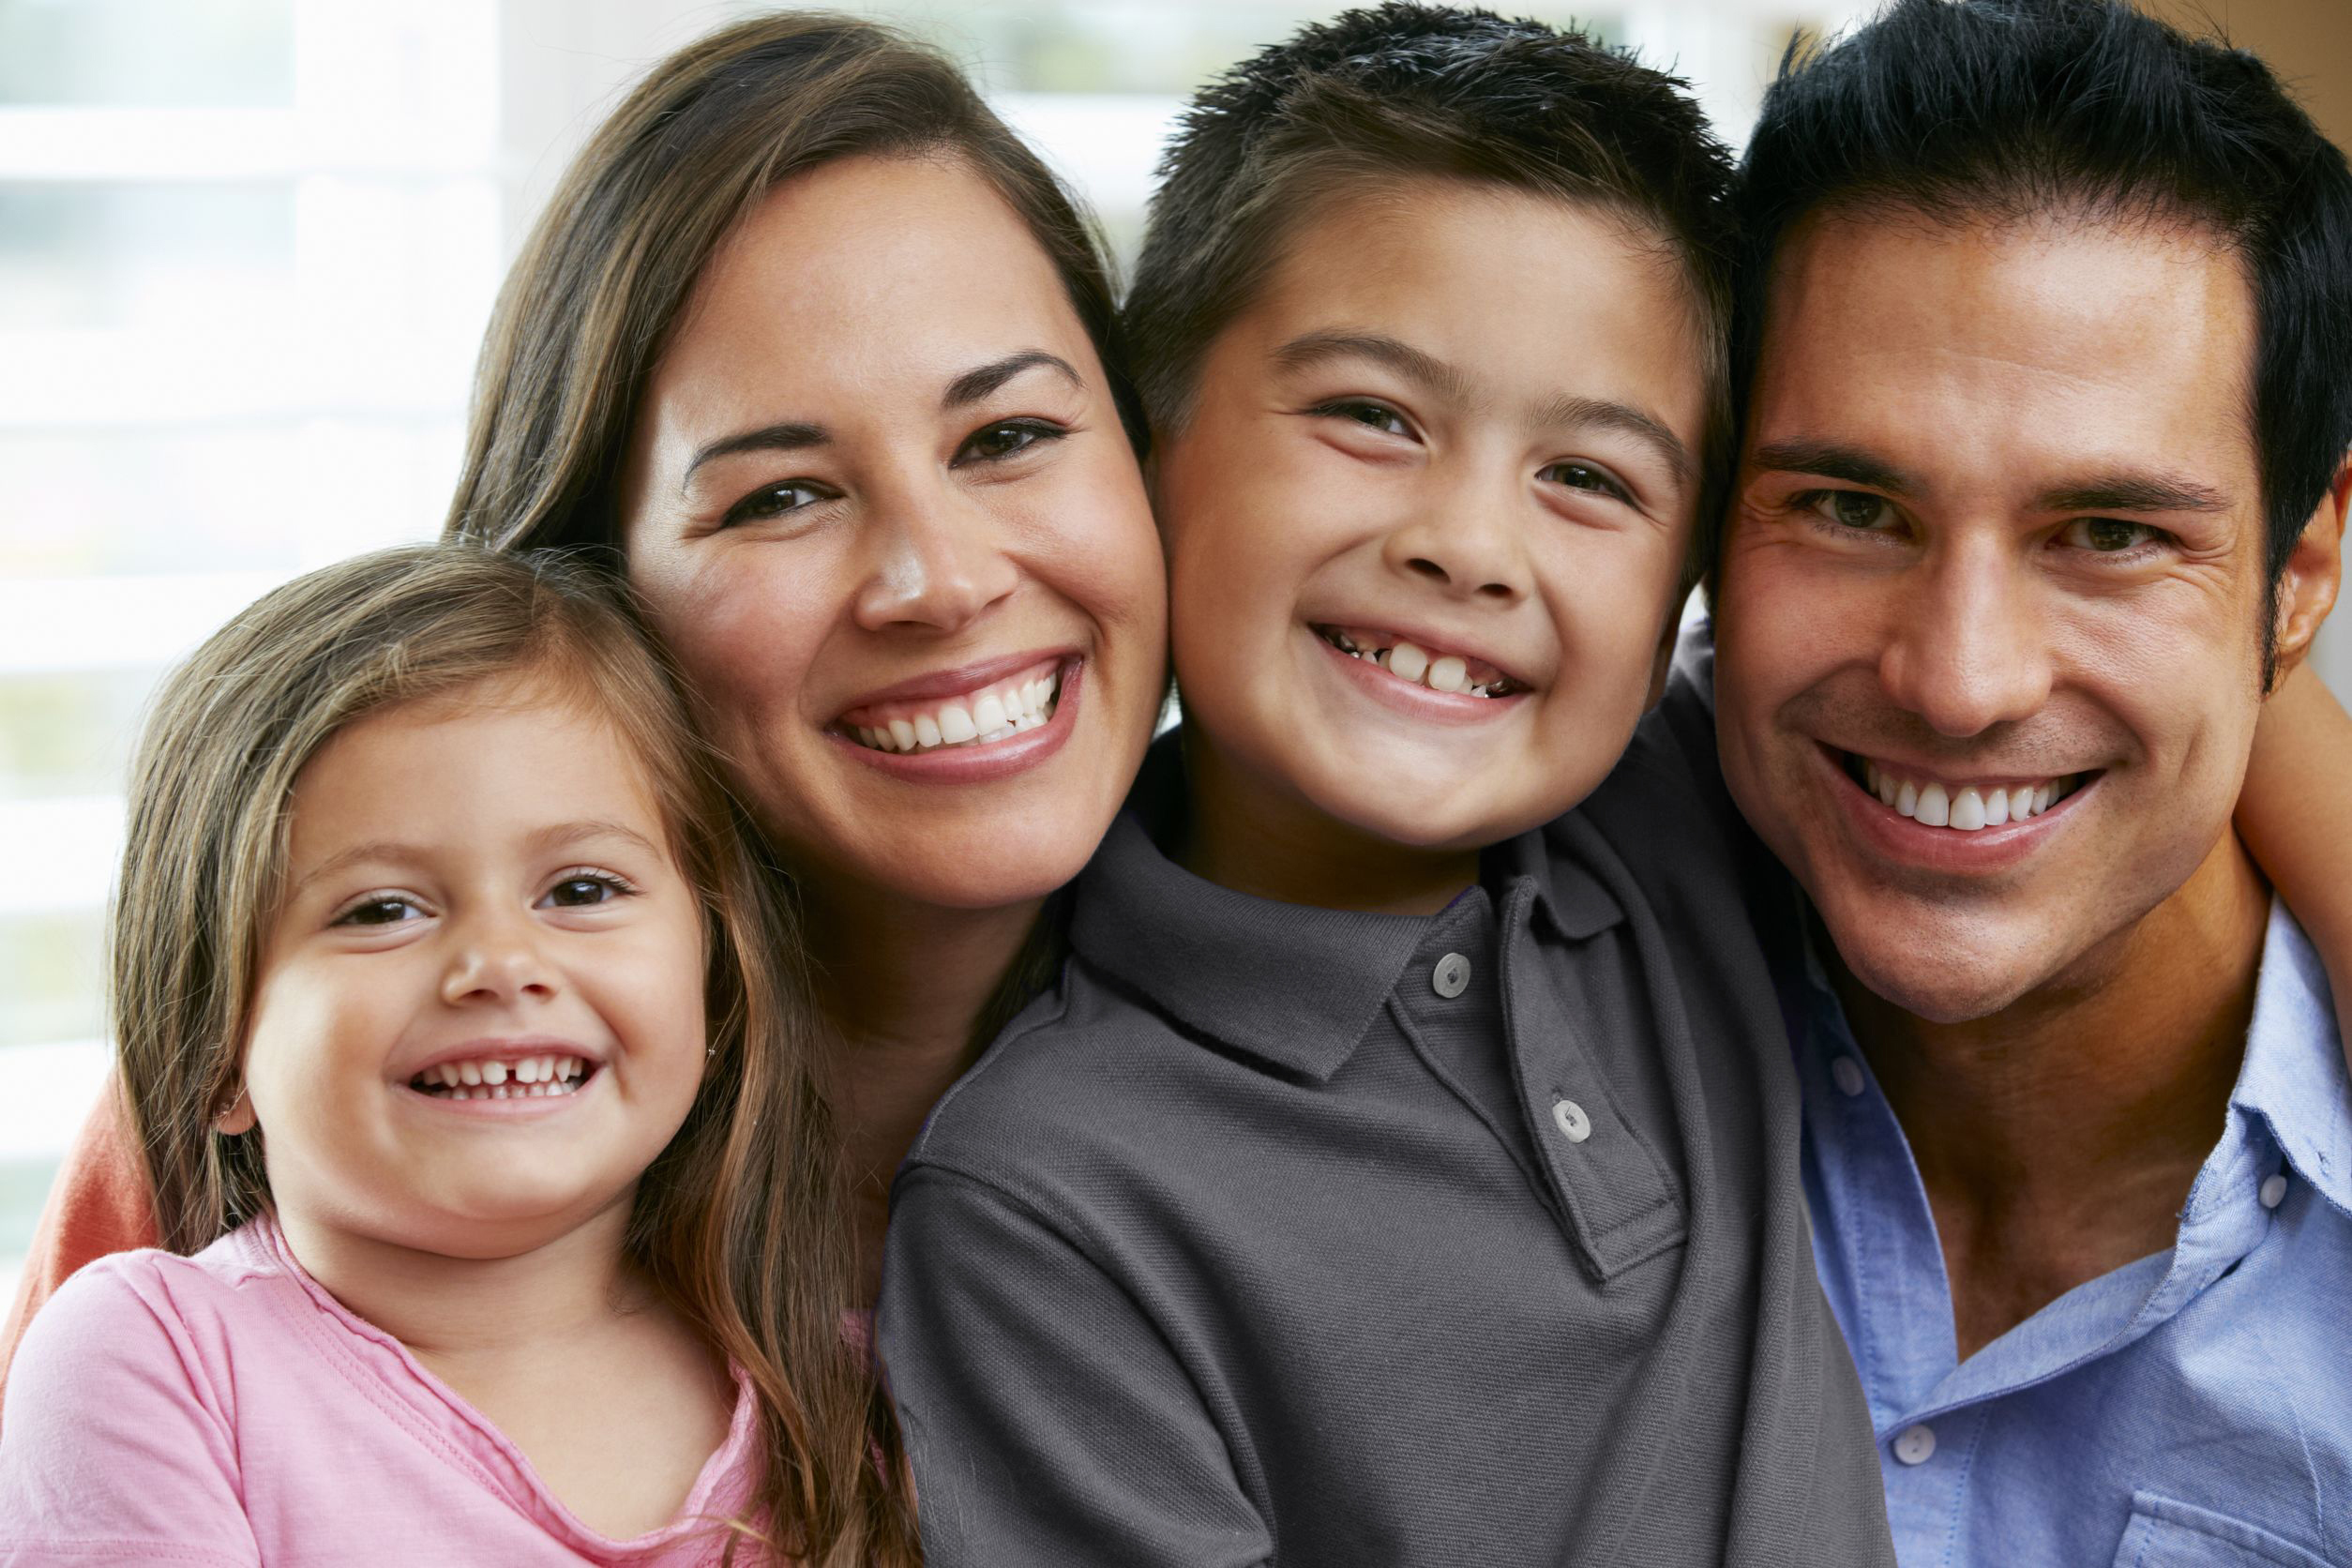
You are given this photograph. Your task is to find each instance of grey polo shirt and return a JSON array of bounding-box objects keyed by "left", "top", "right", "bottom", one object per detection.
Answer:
[{"left": 878, "top": 724, "right": 1893, "bottom": 1567}]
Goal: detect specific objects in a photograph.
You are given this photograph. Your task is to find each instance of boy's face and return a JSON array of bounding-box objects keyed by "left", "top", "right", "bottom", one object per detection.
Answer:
[{"left": 1153, "top": 179, "right": 1708, "bottom": 875}]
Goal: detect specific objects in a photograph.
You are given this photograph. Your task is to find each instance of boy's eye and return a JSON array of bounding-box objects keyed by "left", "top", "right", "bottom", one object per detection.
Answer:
[
  {"left": 2058, "top": 517, "right": 2167, "bottom": 554},
  {"left": 955, "top": 419, "right": 1064, "bottom": 464},
  {"left": 333, "top": 895, "right": 425, "bottom": 927},
  {"left": 721, "top": 479, "right": 833, "bottom": 528},
  {"left": 539, "top": 870, "right": 635, "bottom": 909},
  {"left": 1313, "top": 400, "right": 1410, "bottom": 437},
  {"left": 1539, "top": 460, "right": 1629, "bottom": 502}
]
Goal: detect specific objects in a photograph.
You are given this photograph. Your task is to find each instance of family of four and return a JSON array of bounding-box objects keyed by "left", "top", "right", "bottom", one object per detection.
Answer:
[{"left": 3, "top": 1, "right": 2349, "bottom": 1563}]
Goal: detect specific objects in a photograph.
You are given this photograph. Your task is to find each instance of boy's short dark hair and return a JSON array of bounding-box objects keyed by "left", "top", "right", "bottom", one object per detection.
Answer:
[
  {"left": 1736, "top": 0, "right": 2352, "bottom": 609},
  {"left": 1127, "top": 2, "right": 1737, "bottom": 516}
]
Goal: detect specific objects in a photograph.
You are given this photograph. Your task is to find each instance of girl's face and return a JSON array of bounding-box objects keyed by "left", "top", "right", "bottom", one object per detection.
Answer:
[
  {"left": 620, "top": 154, "right": 1166, "bottom": 914},
  {"left": 230, "top": 680, "right": 708, "bottom": 1259}
]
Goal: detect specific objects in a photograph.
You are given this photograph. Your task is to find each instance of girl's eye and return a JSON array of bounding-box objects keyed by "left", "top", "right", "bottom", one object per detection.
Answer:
[
  {"left": 1802, "top": 489, "right": 1896, "bottom": 531},
  {"left": 1313, "top": 400, "right": 1411, "bottom": 437},
  {"left": 2058, "top": 517, "right": 2168, "bottom": 554},
  {"left": 539, "top": 870, "right": 635, "bottom": 909},
  {"left": 956, "top": 419, "right": 1064, "bottom": 464},
  {"left": 333, "top": 895, "right": 425, "bottom": 927},
  {"left": 721, "top": 479, "right": 833, "bottom": 528},
  {"left": 1540, "top": 461, "right": 1630, "bottom": 503}
]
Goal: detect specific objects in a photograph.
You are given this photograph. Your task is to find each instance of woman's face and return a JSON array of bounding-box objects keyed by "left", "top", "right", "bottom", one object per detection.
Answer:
[{"left": 622, "top": 154, "right": 1165, "bottom": 913}]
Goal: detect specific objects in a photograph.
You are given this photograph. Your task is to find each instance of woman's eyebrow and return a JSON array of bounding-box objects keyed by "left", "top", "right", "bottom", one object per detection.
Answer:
[
  {"left": 683, "top": 420, "right": 830, "bottom": 490},
  {"left": 942, "top": 351, "right": 1084, "bottom": 410}
]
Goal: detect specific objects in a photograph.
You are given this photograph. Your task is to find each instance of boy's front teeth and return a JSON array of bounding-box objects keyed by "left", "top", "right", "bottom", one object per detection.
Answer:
[
  {"left": 1857, "top": 756, "right": 2080, "bottom": 831},
  {"left": 850, "top": 668, "right": 1062, "bottom": 753},
  {"left": 1320, "top": 627, "right": 1515, "bottom": 698}
]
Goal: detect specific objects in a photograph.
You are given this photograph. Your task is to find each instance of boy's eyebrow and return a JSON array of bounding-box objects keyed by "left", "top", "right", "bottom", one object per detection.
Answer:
[
  {"left": 1530, "top": 394, "right": 1694, "bottom": 486},
  {"left": 942, "top": 351, "right": 1085, "bottom": 410},
  {"left": 1272, "top": 330, "right": 1477, "bottom": 407}
]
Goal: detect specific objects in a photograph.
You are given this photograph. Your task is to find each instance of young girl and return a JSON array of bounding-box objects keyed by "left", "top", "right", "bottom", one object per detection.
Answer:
[{"left": 0, "top": 546, "right": 917, "bottom": 1566}]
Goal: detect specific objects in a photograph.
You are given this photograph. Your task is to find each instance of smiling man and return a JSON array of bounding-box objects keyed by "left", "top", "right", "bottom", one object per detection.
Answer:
[{"left": 1705, "top": 0, "right": 2352, "bottom": 1560}]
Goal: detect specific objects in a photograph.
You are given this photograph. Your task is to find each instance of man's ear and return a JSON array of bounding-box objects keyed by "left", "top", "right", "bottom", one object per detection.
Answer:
[{"left": 2271, "top": 454, "right": 2349, "bottom": 681}]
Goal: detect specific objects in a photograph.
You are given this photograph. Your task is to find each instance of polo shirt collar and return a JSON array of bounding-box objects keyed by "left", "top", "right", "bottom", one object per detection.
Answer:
[{"left": 1068, "top": 735, "right": 1621, "bottom": 1082}]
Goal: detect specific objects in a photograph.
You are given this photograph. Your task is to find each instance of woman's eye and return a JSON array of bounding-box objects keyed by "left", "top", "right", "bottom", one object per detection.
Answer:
[
  {"left": 333, "top": 896, "right": 424, "bottom": 927},
  {"left": 722, "top": 480, "right": 831, "bottom": 528},
  {"left": 956, "top": 420, "right": 1063, "bottom": 464},
  {"left": 2059, "top": 517, "right": 2166, "bottom": 554},
  {"left": 1313, "top": 400, "right": 1410, "bottom": 438},
  {"left": 1540, "top": 461, "right": 1629, "bottom": 502},
  {"left": 1804, "top": 490, "right": 1895, "bottom": 531},
  {"left": 539, "top": 871, "right": 633, "bottom": 909}
]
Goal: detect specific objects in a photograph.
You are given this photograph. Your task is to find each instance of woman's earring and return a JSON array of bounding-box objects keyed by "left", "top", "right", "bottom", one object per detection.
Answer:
[{"left": 214, "top": 1088, "right": 254, "bottom": 1136}]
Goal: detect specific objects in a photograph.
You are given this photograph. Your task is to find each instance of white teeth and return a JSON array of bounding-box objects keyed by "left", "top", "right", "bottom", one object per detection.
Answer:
[
  {"left": 889, "top": 718, "right": 917, "bottom": 752},
  {"left": 1896, "top": 780, "right": 1919, "bottom": 818},
  {"left": 481, "top": 1060, "right": 507, "bottom": 1086},
  {"left": 912, "top": 714, "right": 942, "bottom": 748},
  {"left": 1915, "top": 782, "right": 1951, "bottom": 827},
  {"left": 1427, "top": 656, "right": 1469, "bottom": 694},
  {"left": 1388, "top": 642, "right": 1430, "bottom": 684},
  {"left": 1861, "top": 758, "right": 2077, "bottom": 832},
  {"left": 972, "top": 693, "right": 1007, "bottom": 732},
  {"left": 1950, "top": 787, "right": 1986, "bottom": 832},
  {"left": 459, "top": 1061, "right": 482, "bottom": 1086},
  {"left": 937, "top": 704, "right": 976, "bottom": 743},
  {"left": 851, "top": 669, "right": 1063, "bottom": 755},
  {"left": 1984, "top": 788, "right": 2010, "bottom": 827},
  {"left": 1328, "top": 630, "right": 1512, "bottom": 699},
  {"left": 514, "top": 1058, "right": 539, "bottom": 1084}
]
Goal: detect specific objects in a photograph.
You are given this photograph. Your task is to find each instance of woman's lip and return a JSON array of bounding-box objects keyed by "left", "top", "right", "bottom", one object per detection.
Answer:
[
  {"left": 1315, "top": 629, "right": 1526, "bottom": 724},
  {"left": 831, "top": 658, "right": 1083, "bottom": 782},
  {"left": 833, "top": 647, "right": 1078, "bottom": 716}
]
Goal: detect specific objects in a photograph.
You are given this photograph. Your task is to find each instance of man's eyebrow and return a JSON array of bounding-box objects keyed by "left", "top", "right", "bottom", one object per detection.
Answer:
[
  {"left": 2033, "top": 473, "right": 2232, "bottom": 515},
  {"left": 1749, "top": 440, "right": 1916, "bottom": 495},
  {"left": 682, "top": 420, "right": 829, "bottom": 490},
  {"left": 1272, "top": 330, "right": 1477, "bottom": 407},
  {"left": 942, "top": 351, "right": 1085, "bottom": 411},
  {"left": 1531, "top": 394, "right": 1694, "bottom": 486}
]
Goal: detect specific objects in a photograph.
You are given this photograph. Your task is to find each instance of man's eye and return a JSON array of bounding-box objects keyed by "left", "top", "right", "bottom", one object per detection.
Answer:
[
  {"left": 1541, "top": 461, "right": 1628, "bottom": 502},
  {"left": 334, "top": 896, "right": 424, "bottom": 927},
  {"left": 1313, "top": 400, "right": 1410, "bottom": 437},
  {"left": 1805, "top": 490, "right": 1894, "bottom": 530},
  {"left": 539, "top": 871, "right": 634, "bottom": 909},
  {"left": 2060, "top": 518, "right": 2165, "bottom": 554},
  {"left": 721, "top": 480, "right": 831, "bottom": 528},
  {"left": 956, "top": 420, "right": 1063, "bottom": 464}
]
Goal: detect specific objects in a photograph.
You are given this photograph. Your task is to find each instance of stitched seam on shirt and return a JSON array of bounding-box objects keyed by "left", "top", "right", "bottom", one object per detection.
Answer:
[
  {"left": 891, "top": 1164, "right": 1277, "bottom": 1520},
  {"left": 901, "top": 981, "right": 1078, "bottom": 1162},
  {"left": 0, "top": 1541, "right": 253, "bottom": 1565}
]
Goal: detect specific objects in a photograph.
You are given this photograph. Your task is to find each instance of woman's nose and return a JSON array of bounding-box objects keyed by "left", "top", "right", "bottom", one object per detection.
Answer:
[{"left": 852, "top": 479, "right": 1020, "bottom": 633}]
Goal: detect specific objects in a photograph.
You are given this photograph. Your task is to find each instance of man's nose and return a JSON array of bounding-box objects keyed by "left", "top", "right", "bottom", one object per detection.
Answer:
[
  {"left": 1878, "top": 540, "right": 2052, "bottom": 736},
  {"left": 440, "top": 909, "right": 560, "bottom": 1007},
  {"left": 851, "top": 475, "right": 1020, "bottom": 633}
]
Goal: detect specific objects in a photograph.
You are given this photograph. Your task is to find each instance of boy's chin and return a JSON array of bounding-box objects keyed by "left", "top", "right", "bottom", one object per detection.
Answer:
[{"left": 1304, "top": 775, "right": 1548, "bottom": 856}]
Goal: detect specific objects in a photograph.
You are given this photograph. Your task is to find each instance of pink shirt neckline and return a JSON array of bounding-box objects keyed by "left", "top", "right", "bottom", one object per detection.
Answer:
[{"left": 243, "top": 1214, "right": 764, "bottom": 1553}]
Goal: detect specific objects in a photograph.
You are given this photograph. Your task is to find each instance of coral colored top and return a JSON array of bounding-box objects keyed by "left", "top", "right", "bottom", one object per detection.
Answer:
[
  {"left": 0, "top": 1078, "right": 157, "bottom": 1415},
  {"left": 0, "top": 1218, "right": 763, "bottom": 1566}
]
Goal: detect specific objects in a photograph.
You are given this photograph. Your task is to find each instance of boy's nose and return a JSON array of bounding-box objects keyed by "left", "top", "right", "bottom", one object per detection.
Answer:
[{"left": 1381, "top": 506, "right": 1531, "bottom": 603}]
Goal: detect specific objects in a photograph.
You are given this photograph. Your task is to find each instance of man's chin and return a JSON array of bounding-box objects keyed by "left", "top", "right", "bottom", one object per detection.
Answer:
[{"left": 1813, "top": 894, "right": 2074, "bottom": 1026}]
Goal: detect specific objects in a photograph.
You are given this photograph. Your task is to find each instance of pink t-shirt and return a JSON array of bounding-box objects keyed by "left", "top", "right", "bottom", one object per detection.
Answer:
[{"left": 0, "top": 1219, "right": 763, "bottom": 1566}]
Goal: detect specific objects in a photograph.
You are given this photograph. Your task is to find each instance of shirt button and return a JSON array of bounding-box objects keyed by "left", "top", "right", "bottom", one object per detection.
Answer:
[
  {"left": 1831, "top": 1057, "right": 1866, "bottom": 1097},
  {"left": 2260, "top": 1173, "right": 2288, "bottom": 1210},
  {"left": 1892, "top": 1425, "right": 1937, "bottom": 1466},
  {"left": 1431, "top": 953, "right": 1470, "bottom": 999},
  {"left": 1552, "top": 1098, "right": 1591, "bottom": 1143}
]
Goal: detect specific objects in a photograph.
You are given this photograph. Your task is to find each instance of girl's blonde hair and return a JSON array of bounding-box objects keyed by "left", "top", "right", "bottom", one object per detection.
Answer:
[{"left": 113, "top": 543, "right": 915, "bottom": 1564}]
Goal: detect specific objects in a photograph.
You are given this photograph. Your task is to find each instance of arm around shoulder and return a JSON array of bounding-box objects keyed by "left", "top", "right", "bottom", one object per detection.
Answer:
[
  {"left": 0, "top": 1257, "right": 259, "bottom": 1567},
  {"left": 878, "top": 1164, "right": 1274, "bottom": 1568},
  {"left": 2238, "top": 662, "right": 2352, "bottom": 1063},
  {"left": 0, "top": 1073, "right": 162, "bottom": 1403}
]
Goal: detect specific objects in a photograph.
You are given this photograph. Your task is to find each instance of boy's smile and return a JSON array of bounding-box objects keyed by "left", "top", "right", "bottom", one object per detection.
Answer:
[{"left": 1152, "top": 177, "right": 1710, "bottom": 909}]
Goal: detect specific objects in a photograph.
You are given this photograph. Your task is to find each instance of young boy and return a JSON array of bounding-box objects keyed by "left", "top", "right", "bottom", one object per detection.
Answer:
[{"left": 877, "top": 8, "right": 1894, "bottom": 1562}]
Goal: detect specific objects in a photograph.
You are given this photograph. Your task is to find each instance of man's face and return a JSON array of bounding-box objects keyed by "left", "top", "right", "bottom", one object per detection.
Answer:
[{"left": 1715, "top": 210, "right": 2317, "bottom": 1023}]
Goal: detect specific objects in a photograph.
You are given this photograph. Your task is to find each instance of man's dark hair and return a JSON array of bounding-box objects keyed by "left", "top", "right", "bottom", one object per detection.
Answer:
[
  {"left": 1127, "top": 3, "right": 1738, "bottom": 527},
  {"left": 1736, "top": 0, "right": 2352, "bottom": 630}
]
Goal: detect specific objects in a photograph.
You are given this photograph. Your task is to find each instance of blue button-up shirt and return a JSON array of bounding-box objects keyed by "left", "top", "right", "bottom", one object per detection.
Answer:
[{"left": 1799, "top": 899, "right": 2352, "bottom": 1568}]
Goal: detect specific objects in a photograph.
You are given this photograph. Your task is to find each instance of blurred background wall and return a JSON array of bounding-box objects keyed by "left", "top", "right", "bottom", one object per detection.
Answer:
[{"left": 0, "top": 0, "right": 2344, "bottom": 1299}]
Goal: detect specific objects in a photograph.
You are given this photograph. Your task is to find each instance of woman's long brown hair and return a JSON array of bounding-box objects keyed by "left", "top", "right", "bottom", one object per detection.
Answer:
[{"left": 114, "top": 545, "right": 917, "bottom": 1564}]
